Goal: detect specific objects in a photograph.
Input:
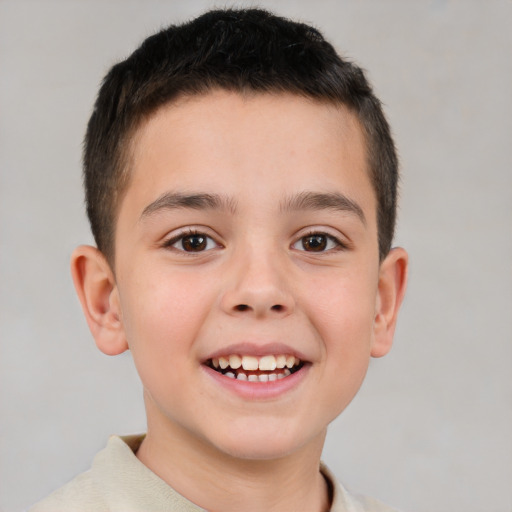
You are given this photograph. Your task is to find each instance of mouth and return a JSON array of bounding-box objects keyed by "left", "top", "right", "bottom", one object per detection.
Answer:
[{"left": 206, "top": 354, "right": 305, "bottom": 382}]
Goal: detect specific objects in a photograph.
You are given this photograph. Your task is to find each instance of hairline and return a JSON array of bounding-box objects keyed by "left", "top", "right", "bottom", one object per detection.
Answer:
[{"left": 105, "top": 88, "right": 379, "bottom": 268}]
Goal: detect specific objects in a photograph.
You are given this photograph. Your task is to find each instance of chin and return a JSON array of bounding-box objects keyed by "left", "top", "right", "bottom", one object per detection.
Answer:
[{"left": 207, "top": 423, "right": 320, "bottom": 462}]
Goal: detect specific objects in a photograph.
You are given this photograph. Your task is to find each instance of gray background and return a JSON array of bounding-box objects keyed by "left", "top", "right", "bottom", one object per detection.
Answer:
[{"left": 1, "top": 1, "right": 511, "bottom": 511}]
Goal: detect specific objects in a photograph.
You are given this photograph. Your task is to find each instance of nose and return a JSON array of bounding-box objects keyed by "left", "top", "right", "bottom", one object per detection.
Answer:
[{"left": 220, "top": 248, "right": 295, "bottom": 318}]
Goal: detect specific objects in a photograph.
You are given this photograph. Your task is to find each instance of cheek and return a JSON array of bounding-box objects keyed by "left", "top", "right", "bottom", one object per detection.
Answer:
[
  {"left": 304, "top": 268, "right": 378, "bottom": 395},
  {"left": 310, "top": 269, "right": 377, "bottom": 336},
  {"left": 306, "top": 278, "right": 377, "bottom": 423},
  {"left": 118, "top": 269, "right": 217, "bottom": 378}
]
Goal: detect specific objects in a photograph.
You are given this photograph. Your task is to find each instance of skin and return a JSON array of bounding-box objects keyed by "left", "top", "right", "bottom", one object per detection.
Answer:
[{"left": 72, "top": 91, "right": 408, "bottom": 512}]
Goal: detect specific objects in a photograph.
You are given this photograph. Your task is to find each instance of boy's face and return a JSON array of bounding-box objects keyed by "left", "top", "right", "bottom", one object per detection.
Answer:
[{"left": 111, "top": 91, "right": 391, "bottom": 459}]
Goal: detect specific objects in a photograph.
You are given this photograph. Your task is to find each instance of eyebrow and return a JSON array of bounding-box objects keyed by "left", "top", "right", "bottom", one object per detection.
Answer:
[
  {"left": 140, "top": 192, "right": 237, "bottom": 219},
  {"left": 140, "top": 190, "right": 365, "bottom": 224},
  {"left": 280, "top": 191, "right": 366, "bottom": 224}
]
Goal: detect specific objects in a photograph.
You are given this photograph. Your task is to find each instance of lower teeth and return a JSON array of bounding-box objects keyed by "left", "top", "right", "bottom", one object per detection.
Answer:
[
  {"left": 210, "top": 360, "right": 301, "bottom": 382},
  {"left": 226, "top": 368, "right": 293, "bottom": 382}
]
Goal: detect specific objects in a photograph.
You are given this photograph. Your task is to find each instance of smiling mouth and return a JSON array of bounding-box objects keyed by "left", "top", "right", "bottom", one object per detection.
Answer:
[{"left": 206, "top": 354, "right": 305, "bottom": 382}]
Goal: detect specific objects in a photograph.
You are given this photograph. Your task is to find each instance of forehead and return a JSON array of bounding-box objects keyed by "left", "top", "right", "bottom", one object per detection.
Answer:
[{"left": 123, "top": 90, "right": 374, "bottom": 221}]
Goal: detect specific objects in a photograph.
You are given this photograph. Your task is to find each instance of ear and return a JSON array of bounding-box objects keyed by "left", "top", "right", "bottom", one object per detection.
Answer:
[
  {"left": 371, "top": 247, "right": 408, "bottom": 358},
  {"left": 70, "top": 245, "right": 129, "bottom": 356}
]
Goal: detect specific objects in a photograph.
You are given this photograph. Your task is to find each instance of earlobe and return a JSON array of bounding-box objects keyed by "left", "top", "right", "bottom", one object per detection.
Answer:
[
  {"left": 371, "top": 247, "right": 408, "bottom": 358},
  {"left": 70, "top": 245, "right": 129, "bottom": 356}
]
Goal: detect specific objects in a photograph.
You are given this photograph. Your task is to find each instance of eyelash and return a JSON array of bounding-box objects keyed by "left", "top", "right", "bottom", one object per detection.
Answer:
[
  {"left": 163, "top": 229, "right": 219, "bottom": 253},
  {"left": 162, "top": 229, "right": 347, "bottom": 254},
  {"left": 292, "top": 231, "right": 347, "bottom": 253}
]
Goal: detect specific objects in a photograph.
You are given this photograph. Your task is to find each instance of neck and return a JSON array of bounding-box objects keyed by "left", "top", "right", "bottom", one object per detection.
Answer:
[{"left": 137, "top": 401, "right": 330, "bottom": 512}]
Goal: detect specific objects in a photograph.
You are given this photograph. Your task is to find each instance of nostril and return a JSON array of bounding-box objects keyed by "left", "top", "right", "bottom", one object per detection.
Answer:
[{"left": 232, "top": 303, "right": 287, "bottom": 313}]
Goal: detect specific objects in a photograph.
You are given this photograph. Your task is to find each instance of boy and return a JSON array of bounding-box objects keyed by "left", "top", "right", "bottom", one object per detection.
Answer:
[{"left": 30, "top": 8, "right": 407, "bottom": 512}]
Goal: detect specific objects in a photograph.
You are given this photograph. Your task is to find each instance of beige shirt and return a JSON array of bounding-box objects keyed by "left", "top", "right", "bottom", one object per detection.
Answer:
[{"left": 29, "top": 435, "right": 400, "bottom": 512}]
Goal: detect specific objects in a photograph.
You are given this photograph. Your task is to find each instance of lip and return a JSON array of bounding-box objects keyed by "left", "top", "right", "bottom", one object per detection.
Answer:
[{"left": 201, "top": 362, "right": 311, "bottom": 400}]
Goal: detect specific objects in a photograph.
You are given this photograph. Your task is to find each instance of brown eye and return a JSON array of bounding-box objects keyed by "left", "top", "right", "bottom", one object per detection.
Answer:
[
  {"left": 302, "top": 234, "right": 327, "bottom": 251},
  {"left": 169, "top": 232, "right": 218, "bottom": 252},
  {"left": 181, "top": 234, "right": 207, "bottom": 251},
  {"left": 292, "top": 233, "right": 342, "bottom": 252}
]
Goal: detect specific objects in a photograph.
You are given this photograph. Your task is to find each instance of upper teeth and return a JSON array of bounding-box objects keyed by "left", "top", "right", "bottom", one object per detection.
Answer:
[{"left": 212, "top": 354, "right": 301, "bottom": 371}]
